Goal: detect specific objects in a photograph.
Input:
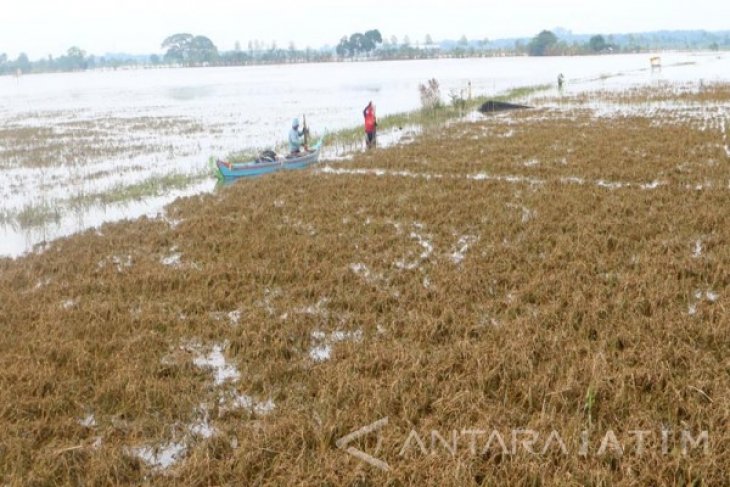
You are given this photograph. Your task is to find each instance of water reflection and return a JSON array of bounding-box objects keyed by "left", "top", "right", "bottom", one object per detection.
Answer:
[{"left": 167, "top": 85, "right": 215, "bottom": 101}]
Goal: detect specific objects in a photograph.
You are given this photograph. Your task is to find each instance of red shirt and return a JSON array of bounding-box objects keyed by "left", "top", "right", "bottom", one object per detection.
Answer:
[{"left": 364, "top": 106, "right": 376, "bottom": 132}]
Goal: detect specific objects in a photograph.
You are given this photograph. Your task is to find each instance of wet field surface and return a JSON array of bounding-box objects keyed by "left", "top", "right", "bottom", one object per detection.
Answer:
[{"left": 1, "top": 52, "right": 728, "bottom": 257}]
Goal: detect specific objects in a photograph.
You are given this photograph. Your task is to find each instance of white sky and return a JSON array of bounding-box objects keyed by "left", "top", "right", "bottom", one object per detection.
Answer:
[{"left": 1, "top": 0, "right": 729, "bottom": 59}]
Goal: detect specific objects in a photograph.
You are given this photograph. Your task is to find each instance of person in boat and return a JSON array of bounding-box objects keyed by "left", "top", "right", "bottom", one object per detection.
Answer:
[
  {"left": 288, "top": 118, "right": 308, "bottom": 155},
  {"left": 363, "top": 102, "right": 377, "bottom": 149}
]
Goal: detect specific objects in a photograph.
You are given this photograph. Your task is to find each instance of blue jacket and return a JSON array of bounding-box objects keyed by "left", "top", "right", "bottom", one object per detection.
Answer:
[{"left": 289, "top": 128, "right": 303, "bottom": 152}]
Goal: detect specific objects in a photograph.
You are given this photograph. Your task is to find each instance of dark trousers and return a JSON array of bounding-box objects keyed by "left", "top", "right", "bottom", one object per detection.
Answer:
[{"left": 366, "top": 130, "right": 377, "bottom": 148}]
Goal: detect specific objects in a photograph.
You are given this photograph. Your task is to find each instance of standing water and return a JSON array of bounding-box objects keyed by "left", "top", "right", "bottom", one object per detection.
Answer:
[{"left": 1, "top": 52, "right": 729, "bottom": 257}]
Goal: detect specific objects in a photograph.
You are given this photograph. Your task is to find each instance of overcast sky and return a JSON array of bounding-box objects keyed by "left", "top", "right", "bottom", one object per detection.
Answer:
[{"left": 2, "top": 0, "right": 729, "bottom": 59}]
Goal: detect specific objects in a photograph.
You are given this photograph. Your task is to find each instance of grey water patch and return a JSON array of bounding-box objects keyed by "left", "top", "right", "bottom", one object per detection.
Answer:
[{"left": 167, "top": 85, "right": 215, "bottom": 101}]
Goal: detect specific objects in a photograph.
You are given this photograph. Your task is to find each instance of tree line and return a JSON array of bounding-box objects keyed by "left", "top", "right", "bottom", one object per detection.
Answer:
[
  {"left": 2, "top": 28, "right": 728, "bottom": 76},
  {"left": 523, "top": 29, "right": 730, "bottom": 56},
  {"left": 158, "top": 33, "right": 335, "bottom": 67},
  {"left": 0, "top": 34, "right": 335, "bottom": 76},
  {"left": 0, "top": 47, "right": 100, "bottom": 76},
  {"left": 525, "top": 31, "right": 619, "bottom": 56}
]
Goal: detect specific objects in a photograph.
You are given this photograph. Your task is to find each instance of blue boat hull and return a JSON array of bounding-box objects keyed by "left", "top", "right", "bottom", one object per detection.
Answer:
[
  {"left": 216, "top": 160, "right": 280, "bottom": 179},
  {"left": 216, "top": 139, "right": 323, "bottom": 180},
  {"left": 282, "top": 146, "right": 322, "bottom": 170}
]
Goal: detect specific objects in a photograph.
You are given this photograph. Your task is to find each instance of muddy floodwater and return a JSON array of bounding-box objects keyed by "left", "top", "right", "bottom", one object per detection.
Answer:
[{"left": 1, "top": 51, "right": 729, "bottom": 256}]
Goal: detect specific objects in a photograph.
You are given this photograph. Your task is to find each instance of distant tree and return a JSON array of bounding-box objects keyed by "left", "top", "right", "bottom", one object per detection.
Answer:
[
  {"left": 336, "top": 36, "right": 350, "bottom": 57},
  {"left": 425, "top": 34, "right": 433, "bottom": 45},
  {"left": 67, "top": 46, "right": 85, "bottom": 58},
  {"left": 589, "top": 35, "right": 608, "bottom": 52},
  {"left": 402, "top": 35, "right": 411, "bottom": 47},
  {"left": 64, "top": 46, "right": 87, "bottom": 70},
  {"left": 709, "top": 42, "right": 720, "bottom": 51},
  {"left": 223, "top": 49, "right": 248, "bottom": 65},
  {"left": 336, "top": 30, "right": 382, "bottom": 58},
  {"left": 349, "top": 33, "right": 366, "bottom": 55},
  {"left": 234, "top": 41, "right": 242, "bottom": 52},
  {"left": 390, "top": 35, "right": 398, "bottom": 46},
  {"left": 0, "top": 53, "right": 6, "bottom": 65},
  {"left": 16, "top": 53, "right": 31, "bottom": 73},
  {"left": 363, "top": 29, "right": 383, "bottom": 51},
  {"left": 162, "top": 33, "right": 194, "bottom": 64},
  {"left": 528, "top": 30, "right": 558, "bottom": 56},
  {"left": 150, "top": 54, "right": 161, "bottom": 65},
  {"left": 626, "top": 34, "right": 639, "bottom": 51},
  {"left": 459, "top": 35, "right": 468, "bottom": 46},
  {"left": 189, "top": 36, "right": 218, "bottom": 64},
  {"left": 162, "top": 33, "right": 217, "bottom": 65},
  {"left": 287, "top": 42, "right": 298, "bottom": 61}
]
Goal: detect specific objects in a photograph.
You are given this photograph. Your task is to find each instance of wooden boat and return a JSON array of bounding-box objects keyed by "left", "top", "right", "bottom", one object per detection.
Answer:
[
  {"left": 282, "top": 139, "right": 323, "bottom": 170},
  {"left": 215, "top": 157, "right": 280, "bottom": 180},
  {"left": 215, "top": 139, "right": 323, "bottom": 180}
]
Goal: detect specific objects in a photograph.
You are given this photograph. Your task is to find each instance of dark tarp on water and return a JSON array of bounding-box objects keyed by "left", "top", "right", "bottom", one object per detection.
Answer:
[{"left": 478, "top": 100, "right": 531, "bottom": 114}]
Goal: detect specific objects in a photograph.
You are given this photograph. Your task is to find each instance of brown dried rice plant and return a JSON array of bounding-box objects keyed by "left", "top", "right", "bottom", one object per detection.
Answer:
[{"left": 0, "top": 83, "right": 729, "bottom": 485}]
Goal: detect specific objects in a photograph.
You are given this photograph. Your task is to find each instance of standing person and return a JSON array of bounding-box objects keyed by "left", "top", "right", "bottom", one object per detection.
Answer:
[
  {"left": 363, "top": 102, "right": 377, "bottom": 149},
  {"left": 557, "top": 73, "right": 565, "bottom": 91},
  {"left": 288, "top": 118, "right": 307, "bottom": 155}
]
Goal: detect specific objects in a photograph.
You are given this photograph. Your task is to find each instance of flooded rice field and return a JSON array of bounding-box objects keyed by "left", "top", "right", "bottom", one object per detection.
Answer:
[
  {"left": 1, "top": 79, "right": 729, "bottom": 484},
  {"left": 1, "top": 51, "right": 729, "bottom": 256}
]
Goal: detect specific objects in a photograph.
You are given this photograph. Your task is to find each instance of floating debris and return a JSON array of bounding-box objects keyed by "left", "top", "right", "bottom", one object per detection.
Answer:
[{"left": 478, "top": 100, "right": 531, "bottom": 114}]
